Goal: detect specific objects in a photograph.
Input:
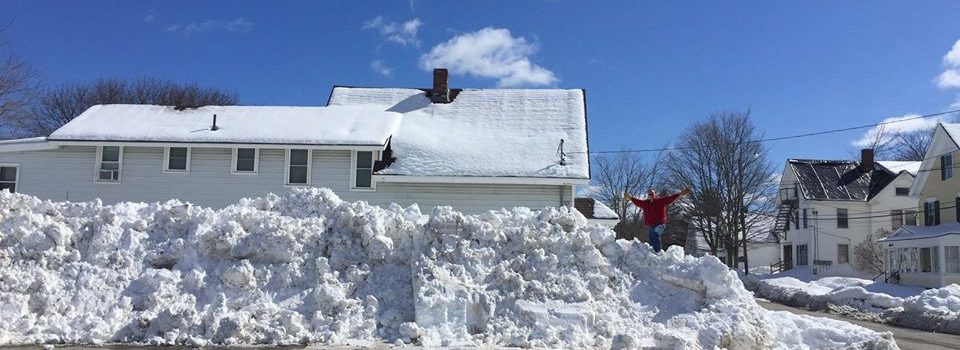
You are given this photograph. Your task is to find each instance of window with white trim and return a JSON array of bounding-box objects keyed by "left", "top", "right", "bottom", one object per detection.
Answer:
[
  {"left": 97, "top": 146, "right": 121, "bottom": 182},
  {"left": 0, "top": 165, "right": 18, "bottom": 193},
  {"left": 838, "top": 244, "right": 849, "bottom": 264},
  {"left": 286, "top": 149, "right": 310, "bottom": 185},
  {"left": 233, "top": 148, "right": 258, "bottom": 174},
  {"left": 164, "top": 147, "right": 190, "bottom": 172},
  {"left": 946, "top": 246, "right": 960, "bottom": 273},
  {"left": 797, "top": 244, "right": 809, "bottom": 266},
  {"left": 352, "top": 151, "right": 375, "bottom": 190},
  {"left": 921, "top": 247, "right": 935, "bottom": 273}
]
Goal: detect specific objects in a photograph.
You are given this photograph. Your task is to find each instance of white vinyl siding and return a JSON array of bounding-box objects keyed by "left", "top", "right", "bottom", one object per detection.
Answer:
[
  {"left": 232, "top": 148, "right": 259, "bottom": 174},
  {"left": 163, "top": 147, "right": 190, "bottom": 173},
  {"left": 96, "top": 146, "right": 122, "bottom": 183},
  {"left": 0, "top": 164, "right": 18, "bottom": 193},
  {"left": 0, "top": 146, "right": 575, "bottom": 213}
]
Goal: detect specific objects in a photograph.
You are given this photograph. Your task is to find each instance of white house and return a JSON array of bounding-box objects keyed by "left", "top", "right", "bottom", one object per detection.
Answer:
[
  {"left": 0, "top": 69, "right": 590, "bottom": 214},
  {"left": 573, "top": 197, "right": 620, "bottom": 229},
  {"left": 773, "top": 149, "right": 919, "bottom": 275},
  {"left": 881, "top": 123, "right": 960, "bottom": 287}
]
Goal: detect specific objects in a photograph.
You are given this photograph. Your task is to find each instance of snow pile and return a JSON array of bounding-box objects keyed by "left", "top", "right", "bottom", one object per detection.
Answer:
[
  {"left": 0, "top": 189, "right": 897, "bottom": 348},
  {"left": 746, "top": 271, "right": 960, "bottom": 334}
]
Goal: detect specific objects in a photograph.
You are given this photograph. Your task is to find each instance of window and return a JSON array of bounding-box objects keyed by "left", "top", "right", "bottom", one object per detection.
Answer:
[
  {"left": 838, "top": 244, "right": 850, "bottom": 264},
  {"left": 934, "top": 246, "right": 940, "bottom": 273},
  {"left": 836, "top": 208, "right": 848, "bottom": 229},
  {"left": 797, "top": 245, "right": 809, "bottom": 266},
  {"left": 892, "top": 209, "right": 904, "bottom": 230},
  {"left": 900, "top": 247, "right": 920, "bottom": 273},
  {"left": 233, "top": 148, "right": 258, "bottom": 174},
  {"left": 0, "top": 165, "right": 17, "bottom": 192},
  {"left": 888, "top": 249, "right": 898, "bottom": 272},
  {"left": 956, "top": 197, "right": 960, "bottom": 223},
  {"left": 925, "top": 200, "right": 940, "bottom": 226},
  {"left": 97, "top": 146, "right": 121, "bottom": 182},
  {"left": 946, "top": 246, "right": 960, "bottom": 273},
  {"left": 943, "top": 154, "right": 954, "bottom": 180},
  {"left": 905, "top": 210, "right": 917, "bottom": 226},
  {"left": 286, "top": 149, "right": 310, "bottom": 185},
  {"left": 163, "top": 147, "right": 190, "bottom": 172},
  {"left": 352, "top": 151, "right": 375, "bottom": 190},
  {"left": 921, "top": 247, "right": 933, "bottom": 273},
  {"left": 895, "top": 187, "right": 910, "bottom": 196},
  {"left": 802, "top": 209, "right": 808, "bottom": 228}
]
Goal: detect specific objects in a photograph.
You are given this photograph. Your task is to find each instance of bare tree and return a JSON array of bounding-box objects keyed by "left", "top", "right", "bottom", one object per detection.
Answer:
[
  {"left": 664, "top": 111, "right": 775, "bottom": 268},
  {"left": 591, "top": 151, "right": 662, "bottom": 240},
  {"left": 888, "top": 129, "right": 933, "bottom": 161},
  {"left": 0, "top": 27, "right": 39, "bottom": 138},
  {"left": 27, "top": 78, "right": 239, "bottom": 136},
  {"left": 854, "top": 229, "right": 890, "bottom": 275}
]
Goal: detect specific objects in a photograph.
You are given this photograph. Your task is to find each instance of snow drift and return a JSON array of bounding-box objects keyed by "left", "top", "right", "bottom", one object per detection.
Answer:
[
  {"left": 746, "top": 273, "right": 960, "bottom": 335},
  {"left": 0, "top": 189, "right": 896, "bottom": 348}
]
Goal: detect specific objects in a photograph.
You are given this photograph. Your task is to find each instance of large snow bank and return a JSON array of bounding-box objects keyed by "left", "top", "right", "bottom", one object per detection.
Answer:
[
  {"left": 0, "top": 189, "right": 896, "bottom": 348},
  {"left": 746, "top": 270, "right": 960, "bottom": 335}
]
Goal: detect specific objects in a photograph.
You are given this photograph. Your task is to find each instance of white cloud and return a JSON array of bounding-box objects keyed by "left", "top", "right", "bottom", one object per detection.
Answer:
[
  {"left": 936, "top": 39, "right": 960, "bottom": 89},
  {"left": 853, "top": 114, "right": 941, "bottom": 148},
  {"left": 165, "top": 18, "right": 253, "bottom": 34},
  {"left": 144, "top": 9, "right": 158, "bottom": 23},
  {"left": 419, "top": 27, "right": 558, "bottom": 87},
  {"left": 363, "top": 16, "right": 422, "bottom": 46},
  {"left": 370, "top": 60, "right": 393, "bottom": 77}
]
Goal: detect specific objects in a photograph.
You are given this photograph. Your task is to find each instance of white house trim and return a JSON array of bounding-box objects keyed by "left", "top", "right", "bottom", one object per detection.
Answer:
[
  {"left": 0, "top": 138, "right": 56, "bottom": 153},
  {"left": 284, "top": 149, "right": 312, "bottom": 187},
  {"left": 47, "top": 140, "right": 386, "bottom": 152},
  {"left": 372, "top": 174, "right": 589, "bottom": 185},
  {"left": 231, "top": 148, "right": 260, "bottom": 175},
  {"left": 162, "top": 147, "right": 191, "bottom": 174}
]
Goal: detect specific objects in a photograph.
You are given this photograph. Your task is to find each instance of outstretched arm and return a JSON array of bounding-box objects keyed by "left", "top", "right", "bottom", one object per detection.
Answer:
[{"left": 624, "top": 193, "right": 646, "bottom": 208}]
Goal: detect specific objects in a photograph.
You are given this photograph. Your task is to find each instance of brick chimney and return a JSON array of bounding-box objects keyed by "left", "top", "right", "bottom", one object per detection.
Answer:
[
  {"left": 861, "top": 148, "right": 875, "bottom": 170},
  {"left": 430, "top": 68, "right": 450, "bottom": 103}
]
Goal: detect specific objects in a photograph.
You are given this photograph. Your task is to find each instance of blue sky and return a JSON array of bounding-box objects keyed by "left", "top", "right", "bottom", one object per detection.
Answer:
[{"left": 3, "top": 1, "right": 960, "bottom": 165}]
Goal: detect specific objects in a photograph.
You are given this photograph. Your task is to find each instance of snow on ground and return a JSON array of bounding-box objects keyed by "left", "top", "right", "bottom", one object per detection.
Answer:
[
  {"left": 0, "top": 189, "right": 896, "bottom": 348},
  {"left": 744, "top": 267, "right": 960, "bottom": 334}
]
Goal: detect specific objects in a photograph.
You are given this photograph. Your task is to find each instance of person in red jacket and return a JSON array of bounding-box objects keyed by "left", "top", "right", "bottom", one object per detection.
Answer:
[{"left": 624, "top": 187, "right": 691, "bottom": 252}]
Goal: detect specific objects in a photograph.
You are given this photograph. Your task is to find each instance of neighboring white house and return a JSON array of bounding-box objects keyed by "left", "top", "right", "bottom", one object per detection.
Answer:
[
  {"left": 881, "top": 123, "right": 960, "bottom": 287},
  {"left": 773, "top": 149, "right": 919, "bottom": 275},
  {"left": 573, "top": 197, "right": 620, "bottom": 229},
  {"left": 0, "top": 69, "right": 590, "bottom": 213}
]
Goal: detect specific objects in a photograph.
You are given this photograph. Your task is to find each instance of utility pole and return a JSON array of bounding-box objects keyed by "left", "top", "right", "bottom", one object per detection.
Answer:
[{"left": 741, "top": 205, "right": 749, "bottom": 275}]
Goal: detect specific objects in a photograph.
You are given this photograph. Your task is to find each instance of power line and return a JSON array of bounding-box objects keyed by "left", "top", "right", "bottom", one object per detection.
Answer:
[{"left": 581, "top": 108, "right": 960, "bottom": 155}]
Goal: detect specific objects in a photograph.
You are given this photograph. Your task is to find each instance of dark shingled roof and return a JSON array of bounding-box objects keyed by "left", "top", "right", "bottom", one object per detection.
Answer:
[{"left": 788, "top": 160, "right": 899, "bottom": 201}]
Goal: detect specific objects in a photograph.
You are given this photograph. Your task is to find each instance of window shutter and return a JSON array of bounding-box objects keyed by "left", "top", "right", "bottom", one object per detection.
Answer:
[
  {"left": 936, "top": 200, "right": 942, "bottom": 225},
  {"left": 943, "top": 156, "right": 948, "bottom": 181},
  {"left": 957, "top": 197, "right": 960, "bottom": 223},
  {"left": 925, "top": 202, "right": 931, "bottom": 226}
]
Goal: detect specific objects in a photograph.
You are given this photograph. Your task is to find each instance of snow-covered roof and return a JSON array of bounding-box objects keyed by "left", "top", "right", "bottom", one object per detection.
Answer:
[
  {"left": 48, "top": 104, "right": 402, "bottom": 146},
  {"left": 786, "top": 159, "right": 900, "bottom": 201},
  {"left": 882, "top": 223, "right": 960, "bottom": 242},
  {"left": 878, "top": 161, "right": 921, "bottom": 176},
  {"left": 940, "top": 123, "right": 960, "bottom": 148},
  {"left": 328, "top": 87, "right": 589, "bottom": 179}
]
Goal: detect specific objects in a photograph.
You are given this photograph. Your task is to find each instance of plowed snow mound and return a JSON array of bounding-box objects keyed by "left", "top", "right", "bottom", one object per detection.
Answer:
[{"left": 0, "top": 189, "right": 896, "bottom": 349}]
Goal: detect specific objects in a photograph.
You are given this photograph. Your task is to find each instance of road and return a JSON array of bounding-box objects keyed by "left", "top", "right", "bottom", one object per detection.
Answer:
[{"left": 758, "top": 300, "right": 960, "bottom": 350}]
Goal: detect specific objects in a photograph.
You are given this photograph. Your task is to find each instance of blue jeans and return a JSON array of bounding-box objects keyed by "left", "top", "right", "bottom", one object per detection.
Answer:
[{"left": 649, "top": 224, "right": 665, "bottom": 252}]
